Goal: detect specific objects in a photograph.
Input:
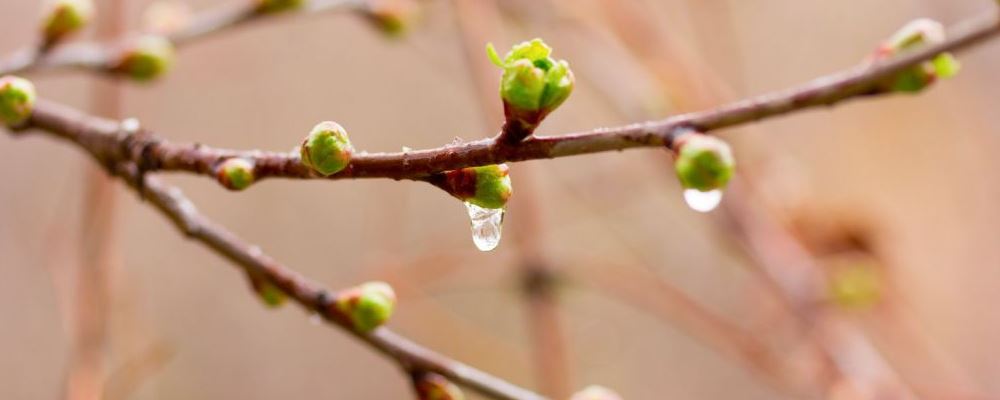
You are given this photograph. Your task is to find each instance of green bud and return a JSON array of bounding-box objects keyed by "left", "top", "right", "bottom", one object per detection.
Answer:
[
  {"left": 216, "top": 158, "right": 256, "bottom": 191},
  {"left": 365, "top": 1, "right": 414, "bottom": 37},
  {"left": 931, "top": 53, "right": 961, "bottom": 79},
  {"left": 300, "top": 121, "right": 353, "bottom": 176},
  {"left": 335, "top": 281, "right": 396, "bottom": 333},
  {"left": 570, "top": 386, "right": 623, "bottom": 400},
  {"left": 413, "top": 372, "right": 465, "bottom": 400},
  {"left": 829, "top": 263, "right": 882, "bottom": 310},
  {"left": 0, "top": 76, "right": 37, "bottom": 127},
  {"left": 41, "top": 0, "right": 94, "bottom": 44},
  {"left": 673, "top": 133, "right": 735, "bottom": 192},
  {"left": 488, "top": 39, "right": 574, "bottom": 131},
  {"left": 114, "top": 36, "right": 175, "bottom": 82},
  {"left": 439, "top": 164, "right": 512, "bottom": 209},
  {"left": 875, "top": 19, "right": 960, "bottom": 93},
  {"left": 256, "top": 0, "right": 305, "bottom": 13},
  {"left": 248, "top": 273, "right": 287, "bottom": 308}
]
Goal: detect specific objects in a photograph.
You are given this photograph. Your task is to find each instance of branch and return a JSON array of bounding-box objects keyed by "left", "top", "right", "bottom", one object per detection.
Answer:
[
  {"left": 75, "top": 160, "right": 543, "bottom": 400},
  {"left": 0, "top": 0, "right": 369, "bottom": 76},
  {"left": 168, "top": 0, "right": 369, "bottom": 46},
  {"left": 21, "top": 11, "right": 1000, "bottom": 186}
]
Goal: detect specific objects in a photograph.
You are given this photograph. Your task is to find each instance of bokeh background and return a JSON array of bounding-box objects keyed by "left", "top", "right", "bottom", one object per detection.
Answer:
[{"left": 2, "top": 0, "right": 999, "bottom": 399}]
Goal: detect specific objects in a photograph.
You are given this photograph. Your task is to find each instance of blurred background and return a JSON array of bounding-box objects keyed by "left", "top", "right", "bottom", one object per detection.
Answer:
[{"left": 1, "top": 0, "right": 999, "bottom": 399}]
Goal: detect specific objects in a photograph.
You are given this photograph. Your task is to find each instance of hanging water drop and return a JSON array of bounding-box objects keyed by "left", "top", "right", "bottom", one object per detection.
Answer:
[
  {"left": 683, "top": 188, "right": 723, "bottom": 213},
  {"left": 465, "top": 202, "right": 504, "bottom": 251}
]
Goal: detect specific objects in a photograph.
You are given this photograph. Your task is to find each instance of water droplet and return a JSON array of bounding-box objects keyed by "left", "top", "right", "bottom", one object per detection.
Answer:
[
  {"left": 465, "top": 202, "right": 503, "bottom": 251},
  {"left": 683, "top": 189, "right": 723, "bottom": 213}
]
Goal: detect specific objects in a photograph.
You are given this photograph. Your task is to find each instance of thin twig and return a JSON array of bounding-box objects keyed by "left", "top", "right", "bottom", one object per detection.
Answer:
[
  {"left": 0, "top": 0, "right": 369, "bottom": 76},
  {"left": 82, "top": 161, "right": 545, "bottom": 400},
  {"left": 20, "top": 11, "right": 1000, "bottom": 186}
]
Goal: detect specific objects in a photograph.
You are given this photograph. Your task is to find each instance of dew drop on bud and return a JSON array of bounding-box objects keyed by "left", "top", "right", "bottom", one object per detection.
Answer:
[
  {"left": 465, "top": 202, "right": 503, "bottom": 251},
  {"left": 683, "top": 188, "right": 723, "bottom": 213}
]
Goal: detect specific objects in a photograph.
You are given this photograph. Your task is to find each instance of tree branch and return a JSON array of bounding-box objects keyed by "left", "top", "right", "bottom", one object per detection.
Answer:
[
  {"left": 20, "top": 11, "right": 1000, "bottom": 187},
  {"left": 0, "top": 0, "right": 369, "bottom": 76},
  {"left": 71, "top": 160, "right": 544, "bottom": 400}
]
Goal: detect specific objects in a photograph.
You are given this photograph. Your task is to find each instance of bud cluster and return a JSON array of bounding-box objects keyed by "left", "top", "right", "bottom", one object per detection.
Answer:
[{"left": 488, "top": 39, "right": 574, "bottom": 141}]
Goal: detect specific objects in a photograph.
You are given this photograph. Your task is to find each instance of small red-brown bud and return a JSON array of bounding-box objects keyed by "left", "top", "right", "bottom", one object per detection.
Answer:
[
  {"left": 41, "top": 0, "right": 95, "bottom": 45},
  {"left": 412, "top": 372, "right": 464, "bottom": 400},
  {"left": 247, "top": 272, "right": 287, "bottom": 308},
  {"left": 436, "top": 164, "right": 512, "bottom": 209},
  {"left": 216, "top": 158, "right": 256, "bottom": 191},
  {"left": 364, "top": 0, "right": 416, "bottom": 37}
]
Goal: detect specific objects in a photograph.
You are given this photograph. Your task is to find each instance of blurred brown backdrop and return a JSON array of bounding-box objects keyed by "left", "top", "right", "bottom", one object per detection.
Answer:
[{"left": 1, "top": 0, "right": 1000, "bottom": 399}]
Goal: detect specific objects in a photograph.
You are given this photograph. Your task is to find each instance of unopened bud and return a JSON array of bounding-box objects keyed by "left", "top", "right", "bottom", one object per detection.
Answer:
[
  {"left": 0, "top": 76, "right": 37, "bottom": 127},
  {"left": 256, "top": 0, "right": 305, "bottom": 13},
  {"left": 301, "top": 121, "right": 353, "bottom": 176},
  {"left": 41, "top": 0, "right": 94, "bottom": 45},
  {"left": 412, "top": 372, "right": 464, "bottom": 400},
  {"left": 217, "top": 158, "right": 256, "bottom": 191},
  {"left": 874, "top": 19, "right": 960, "bottom": 93},
  {"left": 248, "top": 273, "right": 287, "bottom": 308},
  {"left": 829, "top": 263, "right": 882, "bottom": 310},
  {"left": 673, "top": 133, "right": 735, "bottom": 192},
  {"left": 437, "top": 164, "right": 512, "bottom": 209},
  {"left": 334, "top": 281, "right": 396, "bottom": 333},
  {"left": 113, "top": 35, "right": 176, "bottom": 82},
  {"left": 365, "top": 0, "right": 415, "bottom": 37}
]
